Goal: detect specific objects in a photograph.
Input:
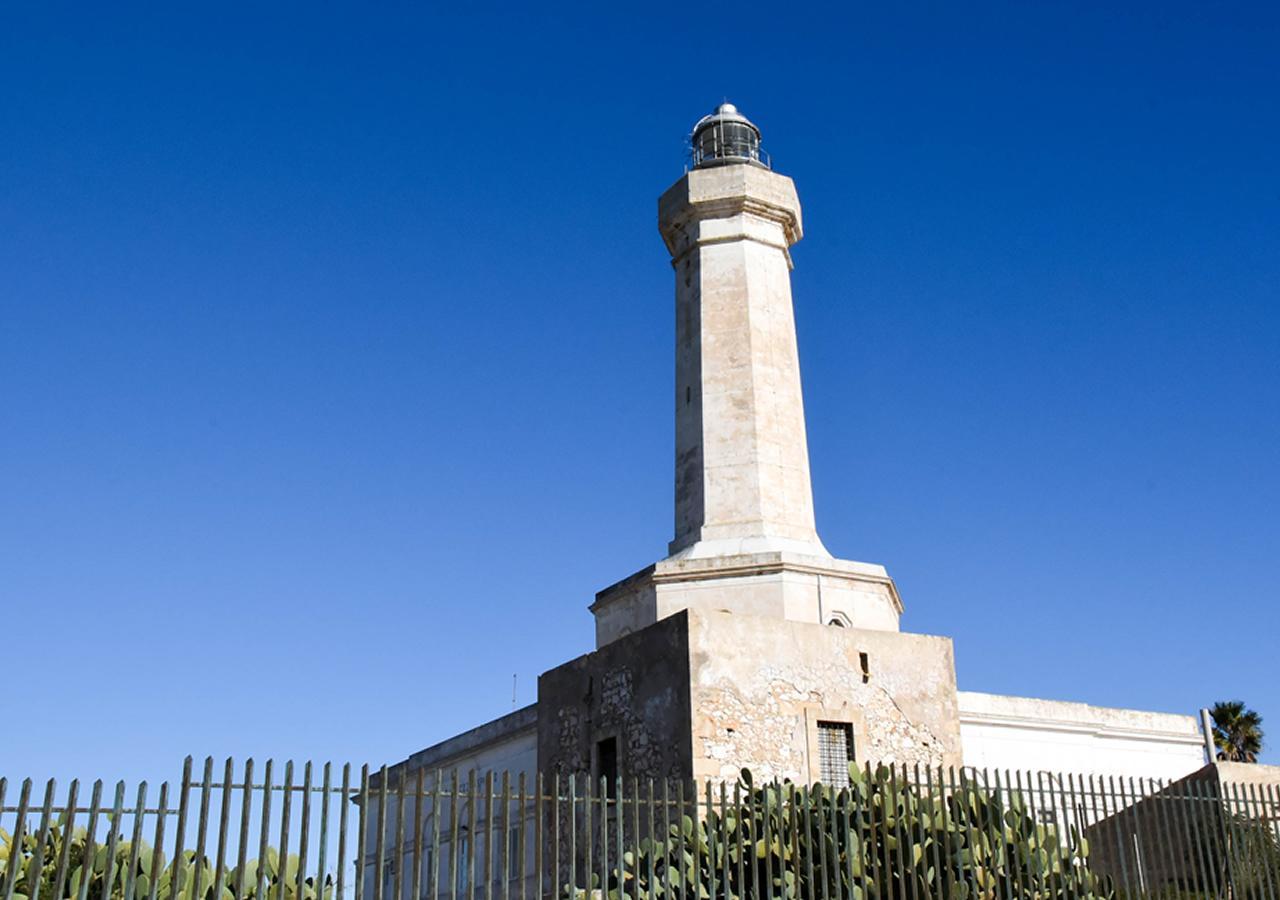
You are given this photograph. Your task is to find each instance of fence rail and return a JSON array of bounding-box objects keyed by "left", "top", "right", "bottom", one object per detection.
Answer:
[{"left": 3, "top": 759, "right": 1278, "bottom": 900}]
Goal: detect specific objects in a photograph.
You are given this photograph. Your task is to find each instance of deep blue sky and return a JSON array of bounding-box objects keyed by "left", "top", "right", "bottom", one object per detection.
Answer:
[{"left": 2, "top": 3, "right": 1277, "bottom": 782}]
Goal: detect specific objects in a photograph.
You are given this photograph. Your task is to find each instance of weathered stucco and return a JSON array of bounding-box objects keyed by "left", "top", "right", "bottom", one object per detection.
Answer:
[
  {"left": 685, "top": 610, "right": 963, "bottom": 781},
  {"left": 540, "top": 609, "right": 961, "bottom": 786},
  {"left": 592, "top": 551, "right": 903, "bottom": 648},
  {"left": 537, "top": 612, "right": 693, "bottom": 782}
]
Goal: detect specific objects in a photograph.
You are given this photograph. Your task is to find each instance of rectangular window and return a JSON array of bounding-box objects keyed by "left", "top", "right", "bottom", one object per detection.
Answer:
[
  {"left": 382, "top": 857, "right": 396, "bottom": 900},
  {"left": 455, "top": 834, "right": 470, "bottom": 893},
  {"left": 817, "top": 721, "right": 855, "bottom": 785}
]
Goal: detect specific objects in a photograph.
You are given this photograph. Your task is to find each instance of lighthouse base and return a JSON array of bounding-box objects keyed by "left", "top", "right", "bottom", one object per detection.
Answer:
[{"left": 588, "top": 549, "right": 903, "bottom": 649}]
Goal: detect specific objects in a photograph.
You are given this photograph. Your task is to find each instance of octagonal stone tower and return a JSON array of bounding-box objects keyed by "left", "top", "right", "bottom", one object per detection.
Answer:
[{"left": 591, "top": 104, "right": 904, "bottom": 647}]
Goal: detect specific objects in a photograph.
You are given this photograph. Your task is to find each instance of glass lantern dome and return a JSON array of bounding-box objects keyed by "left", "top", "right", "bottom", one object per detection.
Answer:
[{"left": 690, "top": 103, "right": 769, "bottom": 169}]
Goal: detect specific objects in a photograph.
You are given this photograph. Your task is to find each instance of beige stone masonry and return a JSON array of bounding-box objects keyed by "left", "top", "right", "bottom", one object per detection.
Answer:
[
  {"left": 661, "top": 164, "right": 823, "bottom": 560},
  {"left": 590, "top": 160, "right": 904, "bottom": 647},
  {"left": 591, "top": 550, "right": 903, "bottom": 647}
]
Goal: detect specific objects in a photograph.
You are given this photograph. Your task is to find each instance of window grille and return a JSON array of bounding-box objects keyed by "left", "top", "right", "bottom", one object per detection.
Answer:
[{"left": 817, "top": 721, "right": 855, "bottom": 785}]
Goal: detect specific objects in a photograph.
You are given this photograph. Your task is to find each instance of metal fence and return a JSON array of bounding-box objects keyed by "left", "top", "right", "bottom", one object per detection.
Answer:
[{"left": 3, "top": 758, "right": 1278, "bottom": 900}]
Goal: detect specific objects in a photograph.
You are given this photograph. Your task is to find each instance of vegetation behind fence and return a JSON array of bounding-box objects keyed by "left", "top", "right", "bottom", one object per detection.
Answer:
[{"left": 3, "top": 758, "right": 1278, "bottom": 900}]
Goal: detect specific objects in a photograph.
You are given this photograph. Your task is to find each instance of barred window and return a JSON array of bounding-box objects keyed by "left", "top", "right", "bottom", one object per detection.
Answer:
[{"left": 817, "top": 721, "right": 855, "bottom": 785}]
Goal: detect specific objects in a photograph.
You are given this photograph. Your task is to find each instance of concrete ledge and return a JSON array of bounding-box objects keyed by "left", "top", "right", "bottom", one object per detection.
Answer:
[{"left": 958, "top": 691, "right": 1203, "bottom": 743}]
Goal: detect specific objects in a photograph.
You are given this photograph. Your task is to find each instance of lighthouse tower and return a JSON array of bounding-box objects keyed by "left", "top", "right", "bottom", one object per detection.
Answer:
[
  {"left": 590, "top": 104, "right": 905, "bottom": 647},
  {"left": 375, "top": 104, "right": 1205, "bottom": 801}
]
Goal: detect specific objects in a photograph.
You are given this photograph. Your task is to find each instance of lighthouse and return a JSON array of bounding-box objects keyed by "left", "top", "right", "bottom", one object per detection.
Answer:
[
  {"left": 368, "top": 103, "right": 1210, "bottom": 821},
  {"left": 665, "top": 103, "right": 826, "bottom": 561},
  {"left": 590, "top": 104, "right": 904, "bottom": 647}
]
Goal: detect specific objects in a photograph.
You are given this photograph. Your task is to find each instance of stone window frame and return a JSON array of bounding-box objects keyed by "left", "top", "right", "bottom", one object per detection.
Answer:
[{"left": 801, "top": 707, "right": 867, "bottom": 784}]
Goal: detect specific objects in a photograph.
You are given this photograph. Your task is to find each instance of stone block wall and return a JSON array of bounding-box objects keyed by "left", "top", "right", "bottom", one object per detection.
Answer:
[
  {"left": 536, "top": 612, "right": 693, "bottom": 783},
  {"left": 538, "top": 609, "right": 961, "bottom": 787}
]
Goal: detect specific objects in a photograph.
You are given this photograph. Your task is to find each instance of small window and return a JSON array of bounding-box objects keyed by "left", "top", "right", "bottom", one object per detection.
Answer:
[
  {"left": 686, "top": 385, "right": 692, "bottom": 405},
  {"left": 828, "top": 618, "right": 845, "bottom": 627},
  {"left": 817, "top": 721, "right": 855, "bottom": 785},
  {"left": 455, "top": 832, "right": 470, "bottom": 893},
  {"left": 596, "top": 736, "right": 619, "bottom": 798},
  {"left": 859, "top": 652, "right": 870, "bottom": 684},
  {"left": 382, "top": 857, "right": 396, "bottom": 899}
]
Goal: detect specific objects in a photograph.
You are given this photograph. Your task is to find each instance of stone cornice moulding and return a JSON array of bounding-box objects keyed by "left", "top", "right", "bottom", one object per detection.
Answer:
[
  {"left": 660, "top": 195, "right": 802, "bottom": 266},
  {"left": 658, "top": 165, "right": 803, "bottom": 258},
  {"left": 590, "top": 551, "right": 905, "bottom": 616}
]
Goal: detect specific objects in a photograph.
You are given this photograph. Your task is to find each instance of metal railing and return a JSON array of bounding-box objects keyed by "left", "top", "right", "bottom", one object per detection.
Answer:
[{"left": 3, "top": 758, "right": 1278, "bottom": 900}]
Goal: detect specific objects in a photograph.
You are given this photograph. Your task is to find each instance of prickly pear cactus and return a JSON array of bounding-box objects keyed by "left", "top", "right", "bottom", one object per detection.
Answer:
[
  {"left": 0, "top": 821, "right": 332, "bottom": 900},
  {"left": 568, "top": 765, "right": 1115, "bottom": 900}
]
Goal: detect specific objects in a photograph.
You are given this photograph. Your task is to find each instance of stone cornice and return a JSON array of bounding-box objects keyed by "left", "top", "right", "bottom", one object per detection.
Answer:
[
  {"left": 590, "top": 551, "right": 904, "bottom": 615},
  {"left": 658, "top": 166, "right": 803, "bottom": 259}
]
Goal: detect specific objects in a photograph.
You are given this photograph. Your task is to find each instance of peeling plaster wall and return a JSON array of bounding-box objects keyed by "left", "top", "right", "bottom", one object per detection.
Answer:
[
  {"left": 537, "top": 612, "right": 693, "bottom": 782},
  {"left": 685, "top": 610, "right": 963, "bottom": 781}
]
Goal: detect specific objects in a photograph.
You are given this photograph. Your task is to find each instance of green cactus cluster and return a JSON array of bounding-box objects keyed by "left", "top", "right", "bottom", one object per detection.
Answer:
[
  {"left": 572, "top": 765, "right": 1113, "bottom": 900},
  {"left": 0, "top": 820, "right": 331, "bottom": 900}
]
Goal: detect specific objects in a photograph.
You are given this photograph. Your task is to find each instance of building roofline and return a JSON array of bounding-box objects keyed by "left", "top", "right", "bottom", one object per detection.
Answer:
[{"left": 371, "top": 704, "right": 538, "bottom": 788}]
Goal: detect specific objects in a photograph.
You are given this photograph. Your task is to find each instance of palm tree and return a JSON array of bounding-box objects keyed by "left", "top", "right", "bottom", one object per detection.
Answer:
[{"left": 1211, "top": 700, "right": 1264, "bottom": 762}]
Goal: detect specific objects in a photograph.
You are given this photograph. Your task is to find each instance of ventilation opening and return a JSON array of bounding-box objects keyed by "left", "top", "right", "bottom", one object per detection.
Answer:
[
  {"left": 686, "top": 385, "right": 692, "bottom": 405},
  {"left": 596, "top": 736, "right": 618, "bottom": 798},
  {"left": 859, "top": 652, "right": 871, "bottom": 684},
  {"left": 816, "top": 721, "right": 855, "bottom": 785}
]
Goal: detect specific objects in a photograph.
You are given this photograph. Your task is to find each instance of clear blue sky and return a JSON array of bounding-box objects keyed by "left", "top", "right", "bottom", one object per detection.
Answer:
[{"left": 2, "top": 3, "right": 1277, "bottom": 783}]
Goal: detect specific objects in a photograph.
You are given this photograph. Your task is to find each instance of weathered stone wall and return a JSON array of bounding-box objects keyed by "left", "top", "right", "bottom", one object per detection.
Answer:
[
  {"left": 542, "top": 608, "right": 962, "bottom": 786},
  {"left": 592, "top": 551, "right": 903, "bottom": 648},
  {"left": 537, "top": 612, "right": 693, "bottom": 783},
  {"left": 684, "top": 609, "right": 963, "bottom": 781}
]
